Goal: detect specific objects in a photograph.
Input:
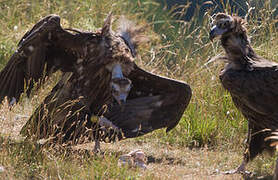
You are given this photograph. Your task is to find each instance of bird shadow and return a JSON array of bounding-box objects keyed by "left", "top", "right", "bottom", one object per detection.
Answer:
[
  {"left": 221, "top": 171, "right": 273, "bottom": 180},
  {"left": 100, "top": 149, "right": 186, "bottom": 166},
  {"left": 146, "top": 155, "right": 186, "bottom": 166},
  {"left": 245, "top": 175, "right": 273, "bottom": 180}
]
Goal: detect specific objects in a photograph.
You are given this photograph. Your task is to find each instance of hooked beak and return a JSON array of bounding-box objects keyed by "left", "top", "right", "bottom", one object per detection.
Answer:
[
  {"left": 111, "top": 80, "right": 131, "bottom": 106},
  {"left": 209, "top": 25, "right": 228, "bottom": 41},
  {"left": 115, "top": 93, "right": 128, "bottom": 105},
  {"left": 110, "top": 63, "right": 132, "bottom": 106}
]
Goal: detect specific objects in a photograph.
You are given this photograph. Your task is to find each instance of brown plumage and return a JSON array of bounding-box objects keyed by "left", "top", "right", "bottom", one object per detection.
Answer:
[
  {"left": 0, "top": 14, "right": 191, "bottom": 151},
  {"left": 210, "top": 13, "right": 278, "bottom": 177}
]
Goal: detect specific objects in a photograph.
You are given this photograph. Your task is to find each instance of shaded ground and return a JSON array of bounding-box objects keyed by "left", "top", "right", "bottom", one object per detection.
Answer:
[
  {"left": 0, "top": 102, "right": 275, "bottom": 180},
  {"left": 74, "top": 140, "right": 273, "bottom": 180}
]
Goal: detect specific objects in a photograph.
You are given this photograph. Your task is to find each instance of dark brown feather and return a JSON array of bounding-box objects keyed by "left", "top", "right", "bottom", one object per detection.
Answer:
[
  {"left": 211, "top": 13, "right": 278, "bottom": 170},
  {"left": 0, "top": 15, "right": 79, "bottom": 102},
  {"left": 0, "top": 14, "right": 192, "bottom": 146},
  {"left": 104, "top": 64, "right": 191, "bottom": 138}
]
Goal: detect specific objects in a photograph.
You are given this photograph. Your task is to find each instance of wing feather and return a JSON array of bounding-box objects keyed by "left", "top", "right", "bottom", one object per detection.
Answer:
[
  {"left": 0, "top": 15, "right": 78, "bottom": 103},
  {"left": 104, "top": 64, "right": 192, "bottom": 138},
  {"left": 220, "top": 65, "right": 278, "bottom": 128},
  {"left": 221, "top": 66, "right": 278, "bottom": 115},
  {"left": 15, "top": 66, "right": 25, "bottom": 99},
  {"left": 17, "top": 15, "right": 192, "bottom": 144}
]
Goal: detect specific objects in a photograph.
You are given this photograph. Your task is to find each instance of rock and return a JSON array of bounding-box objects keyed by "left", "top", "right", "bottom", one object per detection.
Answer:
[
  {"left": 0, "top": 166, "right": 5, "bottom": 173},
  {"left": 118, "top": 149, "right": 147, "bottom": 169}
]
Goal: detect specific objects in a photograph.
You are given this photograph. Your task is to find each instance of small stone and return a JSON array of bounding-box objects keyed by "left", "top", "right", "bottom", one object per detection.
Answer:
[
  {"left": 118, "top": 154, "right": 133, "bottom": 167},
  {"left": 0, "top": 166, "right": 5, "bottom": 173},
  {"left": 118, "top": 149, "right": 147, "bottom": 169}
]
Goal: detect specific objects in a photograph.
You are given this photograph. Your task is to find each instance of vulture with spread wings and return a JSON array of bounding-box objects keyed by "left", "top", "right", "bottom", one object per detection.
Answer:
[
  {"left": 0, "top": 14, "right": 191, "bottom": 151},
  {"left": 210, "top": 13, "right": 278, "bottom": 178}
]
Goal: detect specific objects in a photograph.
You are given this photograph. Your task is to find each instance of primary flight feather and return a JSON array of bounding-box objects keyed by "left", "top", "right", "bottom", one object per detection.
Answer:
[{"left": 0, "top": 14, "right": 192, "bottom": 151}]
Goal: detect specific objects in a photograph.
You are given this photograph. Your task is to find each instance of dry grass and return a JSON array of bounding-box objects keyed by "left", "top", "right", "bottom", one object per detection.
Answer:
[
  {"left": 0, "top": 0, "right": 278, "bottom": 179},
  {"left": 95, "top": 140, "right": 244, "bottom": 180}
]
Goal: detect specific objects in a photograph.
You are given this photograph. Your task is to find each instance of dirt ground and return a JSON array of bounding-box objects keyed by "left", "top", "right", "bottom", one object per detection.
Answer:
[
  {"left": 74, "top": 139, "right": 272, "bottom": 180},
  {"left": 0, "top": 109, "right": 274, "bottom": 180}
]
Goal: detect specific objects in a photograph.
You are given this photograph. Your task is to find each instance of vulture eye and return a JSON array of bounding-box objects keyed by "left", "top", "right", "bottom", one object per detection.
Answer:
[{"left": 217, "top": 20, "right": 231, "bottom": 29}]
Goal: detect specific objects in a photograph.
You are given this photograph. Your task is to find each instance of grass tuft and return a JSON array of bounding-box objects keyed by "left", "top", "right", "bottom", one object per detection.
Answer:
[{"left": 0, "top": 0, "right": 277, "bottom": 179}]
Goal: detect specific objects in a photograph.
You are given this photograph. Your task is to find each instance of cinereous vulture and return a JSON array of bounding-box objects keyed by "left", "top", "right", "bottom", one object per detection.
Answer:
[
  {"left": 210, "top": 13, "right": 278, "bottom": 178},
  {"left": 0, "top": 14, "right": 192, "bottom": 151}
]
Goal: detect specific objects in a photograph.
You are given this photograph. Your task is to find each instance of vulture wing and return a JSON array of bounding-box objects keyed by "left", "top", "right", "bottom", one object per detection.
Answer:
[
  {"left": 220, "top": 65, "right": 278, "bottom": 128},
  {"left": 104, "top": 64, "right": 192, "bottom": 138},
  {"left": 19, "top": 14, "right": 192, "bottom": 146},
  {"left": 0, "top": 14, "right": 80, "bottom": 103}
]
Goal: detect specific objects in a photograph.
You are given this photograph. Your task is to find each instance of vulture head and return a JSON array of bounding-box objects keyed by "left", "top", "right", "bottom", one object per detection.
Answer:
[
  {"left": 98, "top": 14, "right": 147, "bottom": 105},
  {"left": 209, "top": 13, "right": 256, "bottom": 65},
  {"left": 209, "top": 13, "right": 236, "bottom": 41},
  {"left": 83, "top": 13, "right": 142, "bottom": 105},
  {"left": 110, "top": 63, "right": 132, "bottom": 105}
]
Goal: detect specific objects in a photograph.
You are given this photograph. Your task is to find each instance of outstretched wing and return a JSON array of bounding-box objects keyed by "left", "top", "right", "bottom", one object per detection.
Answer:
[
  {"left": 0, "top": 14, "right": 79, "bottom": 103},
  {"left": 104, "top": 64, "right": 192, "bottom": 138}
]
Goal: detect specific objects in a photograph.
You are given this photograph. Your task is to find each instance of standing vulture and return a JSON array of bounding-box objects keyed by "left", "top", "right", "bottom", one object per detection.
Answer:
[
  {"left": 210, "top": 13, "right": 278, "bottom": 178},
  {"left": 0, "top": 14, "right": 192, "bottom": 151}
]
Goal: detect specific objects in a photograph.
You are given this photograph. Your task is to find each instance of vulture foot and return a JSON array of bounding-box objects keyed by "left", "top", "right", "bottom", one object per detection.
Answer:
[
  {"left": 223, "top": 161, "right": 252, "bottom": 177},
  {"left": 99, "top": 116, "right": 120, "bottom": 133},
  {"left": 93, "top": 139, "right": 101, "bottom": 154},
  {"left": 223, "top": 169, "right": 252, "bottom": 176}
]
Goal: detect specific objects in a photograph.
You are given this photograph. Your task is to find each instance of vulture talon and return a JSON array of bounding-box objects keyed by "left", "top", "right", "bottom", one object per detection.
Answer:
[
  {"left": 223, "top": 160, "right": 251, "bottom": 175},
  {"left": 99, "top": 116, "right": 120, "bottom": 133},
  {"left": 223, "top": 169, "right": 252, "bottom": 176},
  {"left": 0, "top": 14, "right": 191, "bottom": 150},
  {"left": 93, "top": 139, "right": 101, "bottom": 154}
]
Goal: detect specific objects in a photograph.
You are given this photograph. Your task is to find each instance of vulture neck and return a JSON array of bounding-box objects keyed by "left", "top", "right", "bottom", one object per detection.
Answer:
[
  {"left": 221, "top": 33, "right": 258, "bottom": 70},
  {"left": 111, "top": 63, "right": 124, "bottom": 79}
]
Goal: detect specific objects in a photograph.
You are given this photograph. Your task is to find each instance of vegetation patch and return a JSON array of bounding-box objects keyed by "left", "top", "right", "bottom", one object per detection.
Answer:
[{"left": 0, "top": 0, "right": 277, "bottom": 179}]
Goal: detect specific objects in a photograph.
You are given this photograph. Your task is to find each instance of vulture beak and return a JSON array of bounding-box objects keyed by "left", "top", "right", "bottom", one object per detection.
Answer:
[
  {"left": 209, "top": 25, "right": 227, "bottom": 41},
  {"left": 111, "top": 64, "right": 132, "bottom": 106},
  {"left": 117, "top": 92, "right": 128, "bottom": 105}
]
